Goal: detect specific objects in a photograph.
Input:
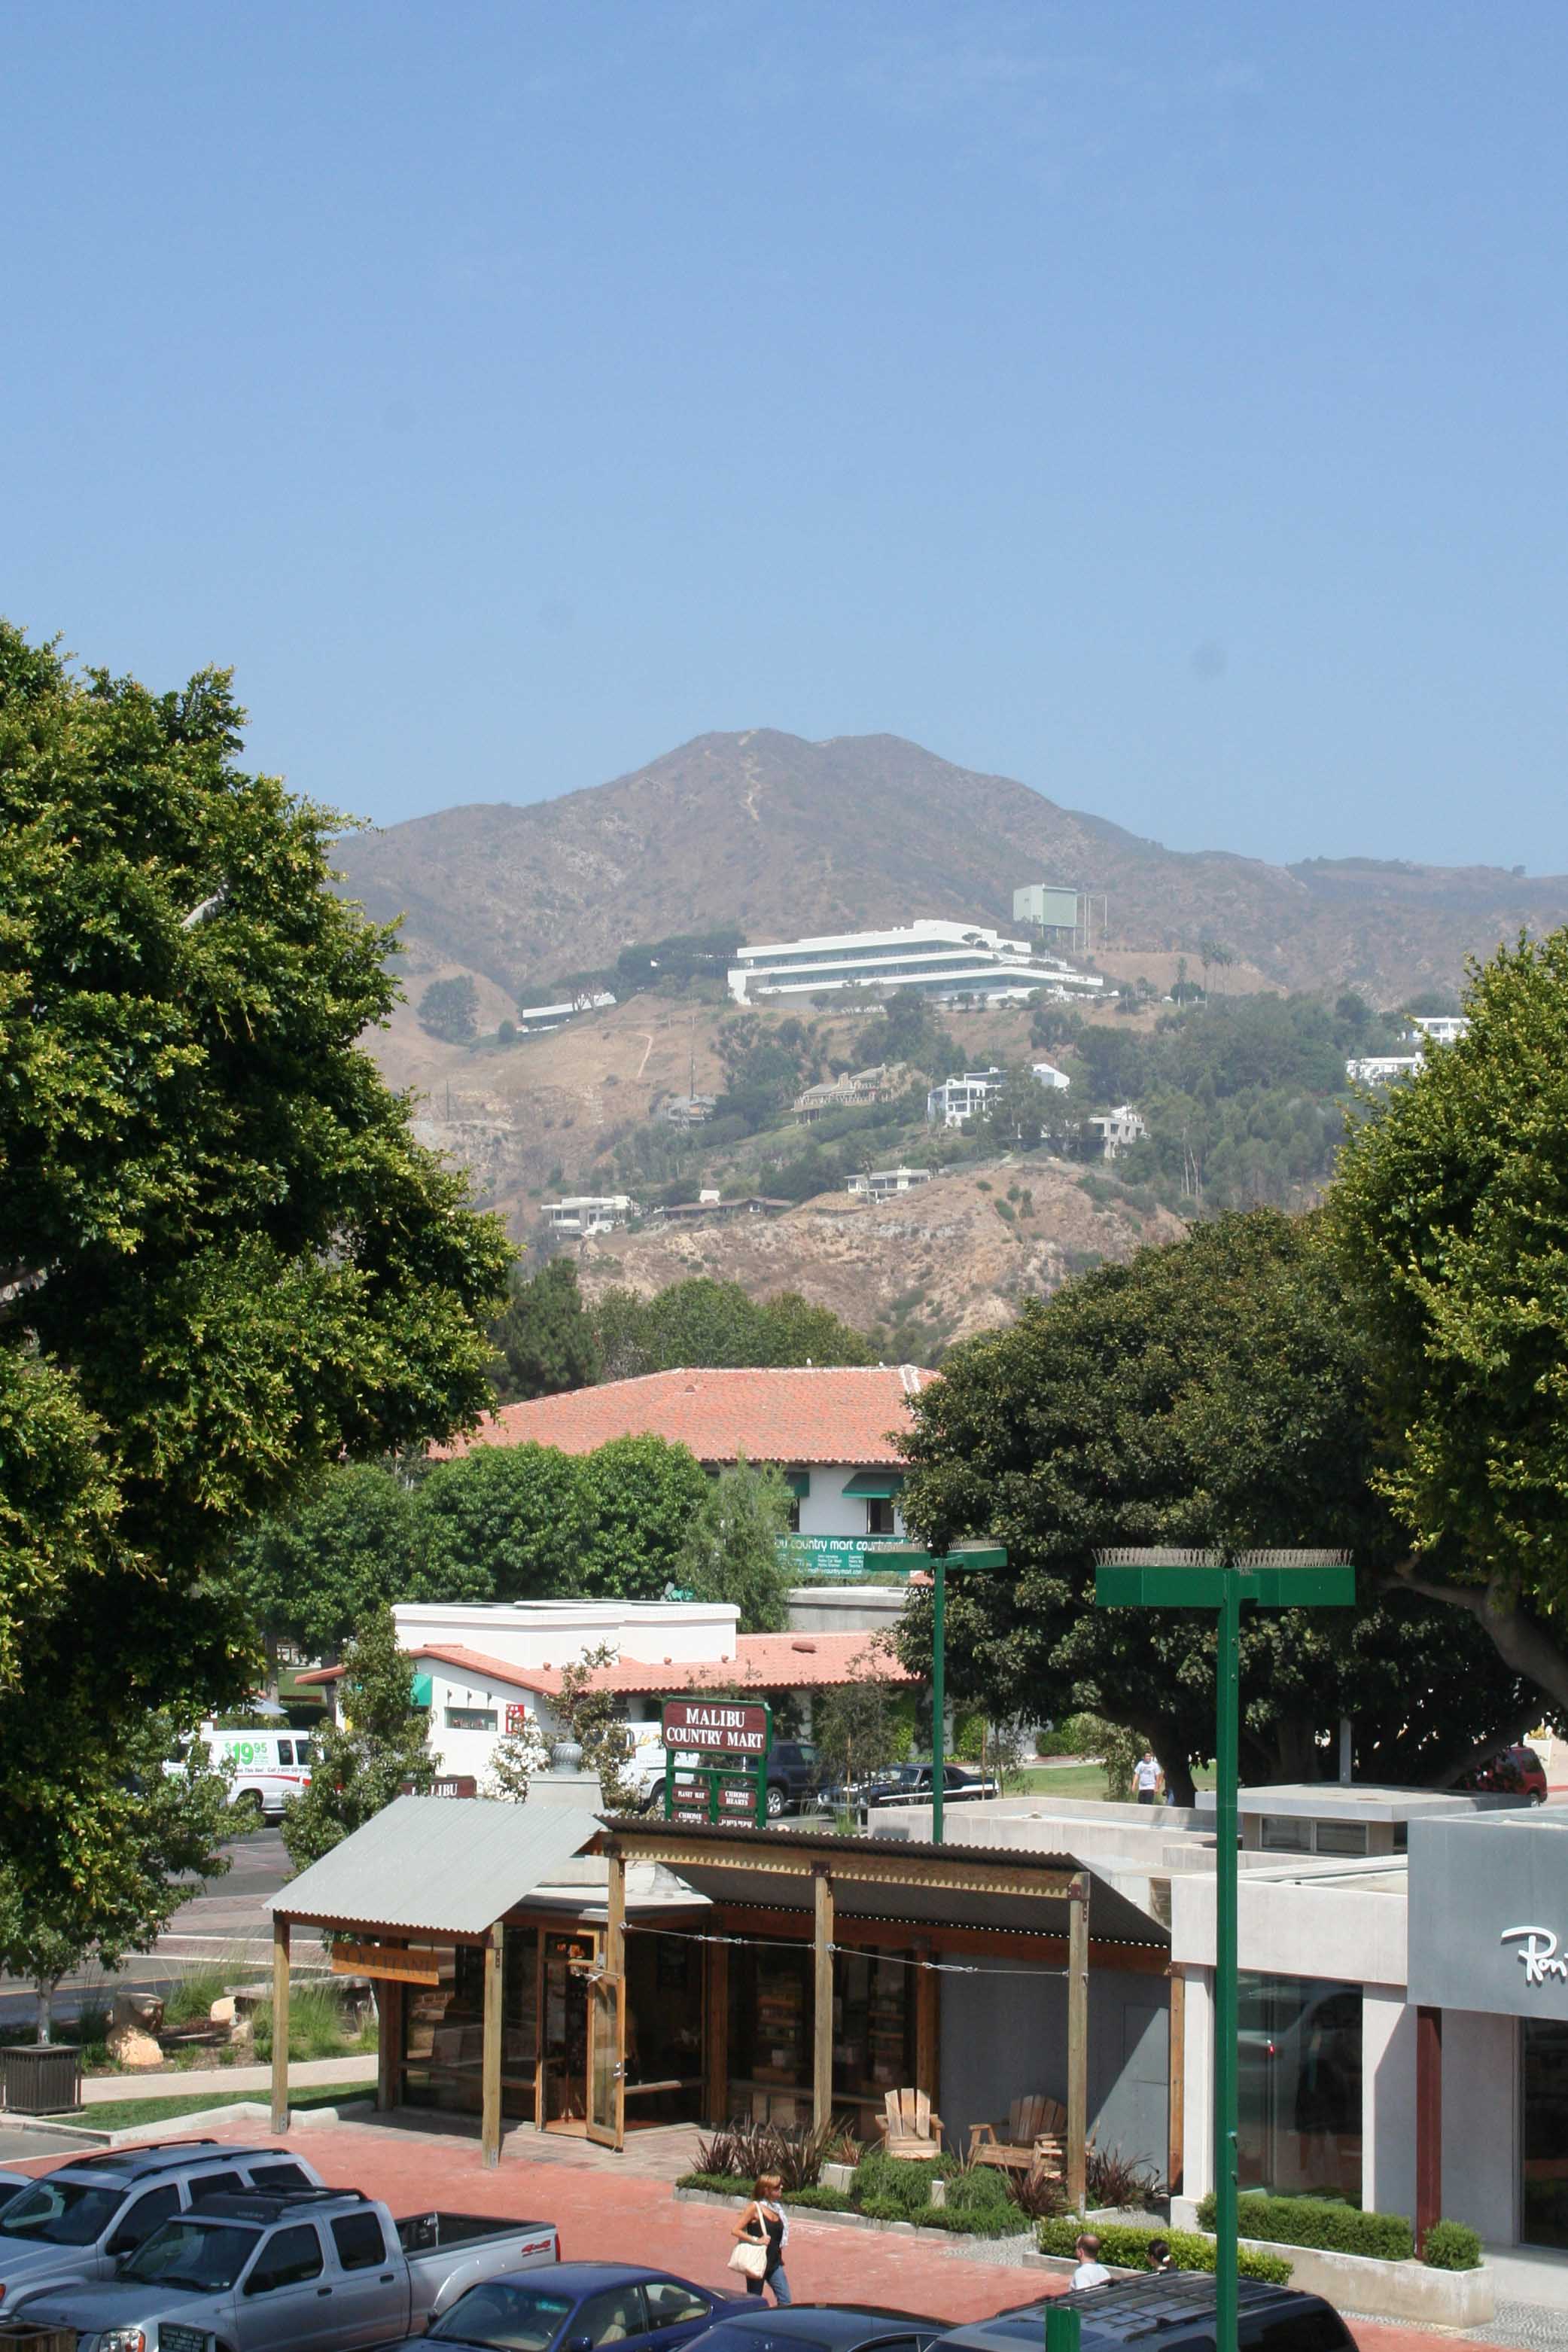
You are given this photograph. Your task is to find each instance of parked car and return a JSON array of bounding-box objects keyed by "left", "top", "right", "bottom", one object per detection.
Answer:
[
  {"left": 0, "top": 2170, "right": 34, "bottom": 2217},
  {"left": 763, "top": 1741, "right": 826, "bottom": 1819},
  {"left": 685, "top": 2307, "right": 946, "bottom": 2352},
  {"left": 391, "top": 2260, "right": 754, "bottom": 2352},
  {"left": 13, "top": 2187, "right": 560, "bottom": 2352},
  {"left": 933, "top": 2274, "right": 1353, "bottom": 2352},
  {"left": 0, "top": 2140, "right": 327, "bottom": 2306},
  {"left": 1461, "top": 1743, "right": 1548, "bottom": 1802},
  {"left": 827, "top": 1764, "right": 999, "bottom": 1820}
]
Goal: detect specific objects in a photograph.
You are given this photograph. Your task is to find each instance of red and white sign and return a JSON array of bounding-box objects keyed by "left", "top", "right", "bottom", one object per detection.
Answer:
[{"left": 661, "top": 1698, "right": 770, "bottom": 1757}]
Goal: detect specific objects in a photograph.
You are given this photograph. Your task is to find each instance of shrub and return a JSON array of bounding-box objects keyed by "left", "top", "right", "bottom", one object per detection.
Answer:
[
  {"left": 854, "top": 2149, "right": 946, "bottom": 2216},
  {"left": 251, "top": 1984, "right": 364, "bottom": 2064},
  {"left": 693, "top": 2116, "right": 845, "bottom": 2192},
  {"left": 784, "top": 2186, "right": 852, "bottom": 2213},
  {"left": 943, "top": 2165, "right": 1016, "bottom": 2217},
  {"left": 1085, "top": 2145, "right": 1165, "bottom": 2209},
  {"left": 163, "top": 1964, "right": 231, "bottom": 2030},
  {"left": 1038, "top": 2219, "right": 1292, "bottom": 2285},
  {"left": 1006, "top": 2165, "right": 1070, "bottom": 2221},
  {"left": 1422, "top": 2220, "right": 1483, "bottom": 2271},
  {"left": 858, "top": 2196, "right": 906, "bottom": 2223},
  {"left": 1195, "top": 2192, "right": 1413, "bottom": 2262}
]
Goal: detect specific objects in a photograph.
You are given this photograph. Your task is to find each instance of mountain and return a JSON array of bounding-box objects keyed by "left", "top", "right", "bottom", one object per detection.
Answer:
[{"left": 333, "top": 728, "right": 1568, "bottom": 1003}]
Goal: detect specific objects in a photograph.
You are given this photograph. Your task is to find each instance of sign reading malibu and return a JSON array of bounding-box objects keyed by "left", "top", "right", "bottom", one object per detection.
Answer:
[{"left": 660, "top": 1698, "right": 772, "bottom": 1824}]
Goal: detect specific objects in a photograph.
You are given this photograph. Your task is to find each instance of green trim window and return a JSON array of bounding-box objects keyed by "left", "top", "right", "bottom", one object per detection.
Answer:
[
  {"left": 410, "top": 1671, "right": 433, "bottom": 1709},
  {"left": 841, "top": 1470, "right": 906, "bottom": 1499},
  {"left": 784, "top": 1472, "right": 811, "bottom": 1497}
]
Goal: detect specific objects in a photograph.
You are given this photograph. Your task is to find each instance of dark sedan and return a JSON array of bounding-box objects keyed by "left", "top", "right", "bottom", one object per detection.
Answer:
[
  {"left": 684, "top": 2305, "right": 946, "bottom": 2352},
  {"left": 391, "top": 2262, "right": 754, "bottom": 2352}
]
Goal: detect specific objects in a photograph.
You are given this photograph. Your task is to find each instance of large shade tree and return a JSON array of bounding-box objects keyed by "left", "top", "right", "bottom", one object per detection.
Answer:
[
  {"left": 0, "top": 625, "right": 510, "bottom": 1918},
  {"left": 1332, "top": 929, "right": 1568, "bottom": 1709},
  {"left": 897, "top": 1209, "right": 1539, "bottom": 1802}
]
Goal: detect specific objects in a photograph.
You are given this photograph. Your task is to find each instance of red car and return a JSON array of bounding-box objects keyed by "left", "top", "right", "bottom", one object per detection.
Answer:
[{"left": 1463, "top": 1743, "right": 1548, "bottom": 1802}]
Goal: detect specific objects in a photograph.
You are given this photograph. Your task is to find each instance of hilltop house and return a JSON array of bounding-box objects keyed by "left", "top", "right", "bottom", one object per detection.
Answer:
[
  {"left": 926, "top": 1068, "right": 1003, "bottom": 1127},
  {"left": 728, "top": 921, "right": 1103, "bottom": 1008},
  {"left": 847, "top": 1166, "right": 932, "bottom": 1201},
  {"left": 1087, "top": 1104, "right": 1147, "bottom": 1159}
]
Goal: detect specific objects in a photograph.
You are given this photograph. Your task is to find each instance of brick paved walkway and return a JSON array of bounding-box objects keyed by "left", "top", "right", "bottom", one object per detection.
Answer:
[{"left": 6, "top": 2112, "right": 1531, "bottom": 2352}]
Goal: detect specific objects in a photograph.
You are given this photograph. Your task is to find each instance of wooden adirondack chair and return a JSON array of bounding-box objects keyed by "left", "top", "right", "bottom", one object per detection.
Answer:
[
  {"left": 968, "top": 2092, "right": 1067, "bottom": 2176},
  {"left": 878, "top": 2086, "right": 944, "bottom": 2160}
]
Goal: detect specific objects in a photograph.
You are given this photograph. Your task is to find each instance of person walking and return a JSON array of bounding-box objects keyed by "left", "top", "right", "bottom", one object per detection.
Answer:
[
  {"left": 1132, "top": 1748, "right": 1162, "bottom": 1805},
  {"left": 732, "top": 2173, "right": 791, "bottom": 2305}
]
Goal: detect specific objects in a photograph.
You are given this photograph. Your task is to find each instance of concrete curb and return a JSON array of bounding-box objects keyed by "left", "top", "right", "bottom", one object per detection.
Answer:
[{"left": 3, "top": 2098, "right": 377, "bottom": 2153}]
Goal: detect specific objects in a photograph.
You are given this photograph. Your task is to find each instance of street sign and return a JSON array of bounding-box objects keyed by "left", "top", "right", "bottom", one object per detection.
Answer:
[{"left": 660, "top": 1698, "right": 771, "bottom": 1758}]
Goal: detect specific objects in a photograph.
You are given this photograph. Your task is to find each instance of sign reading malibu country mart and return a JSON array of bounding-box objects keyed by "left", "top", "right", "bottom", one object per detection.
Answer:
[
  {"left": 660, "top": 1698, "right": 772, "bottom": 1825},
  {"left": 660, "top": 1698, "right": 771, "bottom": 1757}
]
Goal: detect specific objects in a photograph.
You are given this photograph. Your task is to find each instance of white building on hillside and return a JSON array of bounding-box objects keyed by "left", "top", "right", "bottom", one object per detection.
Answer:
[
  {"left": 1088, "top": 1104, "right": 1147, "bottom": 1159},
  {"left": 517, "top": 990, "right": 616, "bottom": 1034},
  {"left": 541, "top": 1194, "right": 638, "bottom": 1235},
  {"left": 848, "top": 1165, "right": 933, "bottom": 1200},
  {"left": 728, "top": 921, "right": 1104, "bottom": 1008},
  {"left": 1031, "top": 1059, "right": 1071, "bottom": 1090},
  {"left": 927, "top": 1069, "right": 1003, "bottom": 1126},
  {"left": 1409, "top": 1013, "right": 1470, "bottom": 1047},
  {"left": 1347, "top": 1055, "right": 1423, "bottom": 1086}
]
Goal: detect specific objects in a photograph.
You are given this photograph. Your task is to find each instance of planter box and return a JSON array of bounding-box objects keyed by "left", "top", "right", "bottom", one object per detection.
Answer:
[{"left": 1167, "top": 2204, "right": 1492, "bottom": 2327}]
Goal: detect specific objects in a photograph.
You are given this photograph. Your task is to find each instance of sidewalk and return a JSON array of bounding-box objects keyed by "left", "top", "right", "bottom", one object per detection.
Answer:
[{"left": 79, "top": 2055, "right": 373, "bottom": 2106}]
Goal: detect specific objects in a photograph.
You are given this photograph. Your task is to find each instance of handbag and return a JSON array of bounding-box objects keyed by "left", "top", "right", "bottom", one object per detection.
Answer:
[{"left": 729, "top": 2238, "right": 768, "bottom": 2280}]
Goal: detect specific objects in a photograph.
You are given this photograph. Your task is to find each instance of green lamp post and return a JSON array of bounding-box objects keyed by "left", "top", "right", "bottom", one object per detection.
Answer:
[
  {"left": 849, "top": 1541, "right": 1007, "bottom": 1844},
  {"left": 1093, "top": 1548, "right": 1355, "bottom": 2352}
]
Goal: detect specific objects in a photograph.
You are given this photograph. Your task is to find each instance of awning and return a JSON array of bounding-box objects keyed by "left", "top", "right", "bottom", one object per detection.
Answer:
[
  {"left": 784, "top": 1471, "right": 811, "bottom": 1499},
  {"left": 842, "top": 1470, "right": 906, "bottom": 1498},
  {"left": 410, "top": 1670, "right": 434, "bottom": 1708},
  {"left": 269, "top": 1795, "right": 598, "bottom": 1937}
]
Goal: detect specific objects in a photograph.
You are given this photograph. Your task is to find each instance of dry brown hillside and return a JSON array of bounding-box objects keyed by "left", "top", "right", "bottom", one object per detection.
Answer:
[
  {"left": 574, "top": 1159, "right": 1183, "bottom": 1350},
  {"left": 335, "top": 727, "right": 1568, "bottom": 1005}
]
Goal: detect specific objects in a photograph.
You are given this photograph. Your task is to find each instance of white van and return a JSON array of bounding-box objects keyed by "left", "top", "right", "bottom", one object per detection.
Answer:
[{"left": 200, "top": 1726, "right": 315, "bottom": 1822}]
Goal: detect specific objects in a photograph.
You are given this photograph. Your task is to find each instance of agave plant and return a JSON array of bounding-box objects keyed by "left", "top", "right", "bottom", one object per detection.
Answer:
[
  {"left": 1084, "top": 2144, "right": 1165, "bottom": 2210},
  {"left": 1006, "top": 2162, "right": 1070, "bottom": 2220},
  {"left": 693, "top": 2114, "right": 852, "bottom": 2192}
]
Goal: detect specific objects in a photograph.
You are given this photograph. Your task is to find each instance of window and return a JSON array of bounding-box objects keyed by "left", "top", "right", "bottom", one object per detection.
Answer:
[
  {"left": 1523, "top": 2015, "right": 1568, "bottom": 2247},
  {"left": 107, "top": 2185, "right": 181, "bottom": 2254},
  {"left": 1237, "top": 1976, "right": 1362, "bottom": 2203},
  {"left": 248, "top": 2223, "right": 324, "bottom": 2292},
  {"left": 247, "top": 2162, "right": 312, "bottom": 2192},
  {"left": 187, "top": 2171, "right": 244, "bottom": 2202},
  {"left": 577, "top": 2285, "right": 648, "bottom": 2344},
  {"left": 1260, "top": 1817, "right": 1312, "bottom": 1852},
  {"left": 275, "top": 1740, "right": 294, "bottom": 1765},
  {"left": 1313, "top": 1820, "right": 1370, "bottom": 1858},
  {"left": 445, "top": 1707, "right": 498, "bottom": 1732},
  {"left": 644, "top": 2280, "right": 711, "bottom": 2327},
  {"left": 331, "top": 2210, "right": 388, "bottom": 2270},
  {"left": 866, "top": 1497, "right": 896, "bottom": 1537}
]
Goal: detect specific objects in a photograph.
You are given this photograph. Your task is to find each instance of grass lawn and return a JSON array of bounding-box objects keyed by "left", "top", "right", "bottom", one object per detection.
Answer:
[
  {"left": 49, "top": 2081, "right": 373, "bottom": 2131},
  {"left": 1005, "top": 1762, "right": 1219, "bottom": 1799}
]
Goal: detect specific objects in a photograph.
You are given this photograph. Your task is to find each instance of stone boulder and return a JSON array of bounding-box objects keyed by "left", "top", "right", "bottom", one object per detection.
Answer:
[
  {"left": 111, "top": 1989, "right": 165, "bottom": 2034},
  {"left": 107, "top": 2020, "right": 164, "bottom": 2069},
  {"left": 209, "top": 1996, "right": 236, "bottom": 2029}
]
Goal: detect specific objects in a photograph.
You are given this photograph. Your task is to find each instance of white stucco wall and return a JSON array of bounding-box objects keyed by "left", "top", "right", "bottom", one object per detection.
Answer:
[
  {"left": 395, "top": 1598, "right": 740, "bottom": 1671},
  {"left": 795, "top": 1466, "right": 906, "bottom": 1541}
]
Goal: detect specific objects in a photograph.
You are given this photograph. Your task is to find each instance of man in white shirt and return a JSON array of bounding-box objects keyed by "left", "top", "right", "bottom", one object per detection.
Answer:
[
  {"left": 1071, "top": 2232, "right": 1111, "bottom": 2288},
  {"left": 1133, "top": 1749, "right": 1162, "bottom": 1805}
]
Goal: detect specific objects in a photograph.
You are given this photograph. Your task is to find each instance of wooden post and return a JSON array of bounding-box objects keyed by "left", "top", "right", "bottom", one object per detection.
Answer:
[
  {"left": 1066, "top": 1877, "right": 1089, "bottom": 2213},
  {"left": 1167, "top": 1971, "right": 1186, "bottom": 2198},
  {"left": 914, "top": 1938, "right": 939, "bottom": 2107},
  {"left": 1415, "top": 2004, "right": 1442, "bottom": 2253},
  {"left": 812, "top": 1869, "right": 835, "bottom": 2135},
  {"left": 376, "top": 1971, "right": 403, "bottom": 2112},
  {"left": 605, "top": 1848, "right": 627, "bottom": 1979},
  {"left": 706, "top": 1926, "right": 729, "bottom": 2125},
  {"left": 270, "top": 1915, "right": 291, "bottom": 2134},
  {"left": 481, "top": 1922, "right": 504, "bottom": 2169}
]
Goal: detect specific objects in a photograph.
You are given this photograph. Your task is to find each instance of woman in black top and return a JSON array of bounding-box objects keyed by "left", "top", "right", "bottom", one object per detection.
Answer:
[{"left": 732, "top": 2171, "right": 792, "bottom": 2304}]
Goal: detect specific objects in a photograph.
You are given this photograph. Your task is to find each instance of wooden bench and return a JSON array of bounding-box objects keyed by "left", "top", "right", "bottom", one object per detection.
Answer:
[
  {"left": 968, "top": 2092, "right": 1067, "bottom": 2176},
  {"left": 877, "top": 2086, "right": 944, "bottom": 2161}
]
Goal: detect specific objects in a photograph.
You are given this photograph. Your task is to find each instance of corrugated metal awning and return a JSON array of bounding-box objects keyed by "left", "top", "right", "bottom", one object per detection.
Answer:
[{"left": 268, "top": 1796, "right": 598, "bottom": 1937}]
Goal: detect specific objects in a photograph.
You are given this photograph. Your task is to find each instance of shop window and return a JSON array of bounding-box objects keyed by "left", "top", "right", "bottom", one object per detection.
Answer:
[
  {"left": 866, "top": 1497, "right": 897, "bottom": 1537},
  {"left": 445, "top": 1707, "right": 497, "bottom": 1731},
  {"left": 623, "top": 1926, "right": 705, "bottom": 2123},
  {"left": 1313, "top": 1820, "right": 1369, "bottom": 1858},
  {"left": 1236, "top": 1975, "right": 1361, "bottom": 2203},
  {"left": 831, "top": 1950, "right": 915, "bottom": 2122},
  {"left": 1259, "top": 1817, "right": 1312, "bottom": 1853},
  {"left": 402, "top": 1942, "right": 487, "bottom": 2116},
  {"left": 728, "top": 1942, "right": 811, "bottom": 2123},
  {"left": 1524, "top": 2016, "right": 1568, "bottom": 2247}
]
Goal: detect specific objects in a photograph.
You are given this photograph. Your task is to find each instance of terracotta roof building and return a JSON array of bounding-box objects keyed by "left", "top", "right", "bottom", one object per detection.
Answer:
[{"left": 437, "top": 1364, "right": 932, "bottom": 1469}]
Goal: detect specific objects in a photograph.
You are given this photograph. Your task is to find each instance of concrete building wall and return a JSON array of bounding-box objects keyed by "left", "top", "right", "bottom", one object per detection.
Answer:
[
  {"left": 394, "top": 1598, "right": 740, "bottom": 1672},
  {"left": 939, "top": 1956, "right": 1169, "bottom": 2163},
  {"left": 1442, "top": 2009, "right": 1518, "bottom": 2244},
  {"left": 1362, "top": 1989, "right": 1417, "bottom": 2222},
  {"left": 787, "top": 1586, "right": 908, "bottom": 1637}
]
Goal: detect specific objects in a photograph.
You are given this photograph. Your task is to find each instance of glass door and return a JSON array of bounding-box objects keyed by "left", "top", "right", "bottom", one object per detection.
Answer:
[
  {"left": 1523, "top": 2017, "right": 1568, "bottom": 2247},
  {"left": 587, "top": 1970, "right": 625, "bottom": 2149},
  {"left": 541, "top": 1932, "right": 595, "bottom": 2128}
]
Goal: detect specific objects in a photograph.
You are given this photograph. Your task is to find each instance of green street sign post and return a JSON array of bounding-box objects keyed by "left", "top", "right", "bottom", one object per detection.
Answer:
[
  {"left": 1094, "top": 1549, "right": 1355, "bottom": 2352},
  {"left": 863, "top": 1542, "right": 1008, "bottom": 1844}
]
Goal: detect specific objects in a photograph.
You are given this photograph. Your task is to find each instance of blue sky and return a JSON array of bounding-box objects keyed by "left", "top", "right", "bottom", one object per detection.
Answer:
[{"left": 4, "top": 3, "right": 1564, "bottom": 868}]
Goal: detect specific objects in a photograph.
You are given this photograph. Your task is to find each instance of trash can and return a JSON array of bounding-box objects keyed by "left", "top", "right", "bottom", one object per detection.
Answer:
[{"left": 0, "top": 2042, "right": 84, "bottom": 2113}]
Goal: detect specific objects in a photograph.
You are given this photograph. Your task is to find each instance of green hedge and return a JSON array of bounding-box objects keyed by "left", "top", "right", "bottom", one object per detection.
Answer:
[
  {"left": 1195, "top": 2192, "right": 1412, "bottom": 2262},
  {"left": 786, "top": 2185, "right": 852, "bottom": 2213},
  {"left": 676, "top": 2173, "right": 848, "bottom": 2211},
  {"left": 1038, "top": 2219, "right": 1291, "bottom": 2286},
  {"left": 854, "top": 2150, "right": 950, "bottom": 2216},
  {"left": 943, "top": 2167, "right": 1017, "bottom": 2217},
  {"left": 1420, "top": 2221, "right": 1483, "bottom": 2271}
]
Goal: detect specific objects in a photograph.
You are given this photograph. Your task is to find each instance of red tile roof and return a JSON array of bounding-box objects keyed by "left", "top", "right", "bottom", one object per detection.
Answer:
[
  {"left": 302, "top": 1631, "right": 912, "bottom": 1696},
  {"left": 434, "top": 1366, "right": 933, "bottom": 1467}
]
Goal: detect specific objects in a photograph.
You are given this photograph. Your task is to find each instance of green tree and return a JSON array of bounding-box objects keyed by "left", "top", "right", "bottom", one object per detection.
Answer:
[
  {"left": 578, "top": 1435, "right": 711, "bottom": 1598},
  {"left": 0, "top": 1715, "right": 232, "bottom": 2041},
  {"left": 674, "top": 1454, "right": 793, "bottom": 1630},
  {"left": 233, "top": 1464, "right": 428, "bottom": 1662},
  {"left": 417, "top": 1442, "right": 589, "bottom": 1603},
  {"left": 491, "top": 1258, "right": 601, "bottom": 1403},
  {"left": 589, "top": 1277, "right": 872, "bottom": 1376},
  {"left": 897, "top": 1210, "right": 1536, "bottom": 1802},
  {"left": 1331, "top": 931, "right": 1568, "bottom": 1713},
  {"left": 0, "top": 625, "right": 510, "bottom": 1929},
  {"left": 984, "top": 1065, "right": 1054, "bottom": 1150},
  {"left": 281, "top": 1608, "right": 436, "bottom": 1869},
  {"left": 416, "top": 975, "right": 479, "bottom": 1042},
  {"left": 814, "top": 1647, "right": 906, "bottom": 1792}
]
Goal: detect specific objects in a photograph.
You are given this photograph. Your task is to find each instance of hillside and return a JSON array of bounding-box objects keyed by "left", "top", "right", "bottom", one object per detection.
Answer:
[
  {"left": 334, "top": 727, "right": 1568, "bottom": 1004},
  {"left": 574, "top": 1158, "right": 1184, "bottom": 1353}
]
